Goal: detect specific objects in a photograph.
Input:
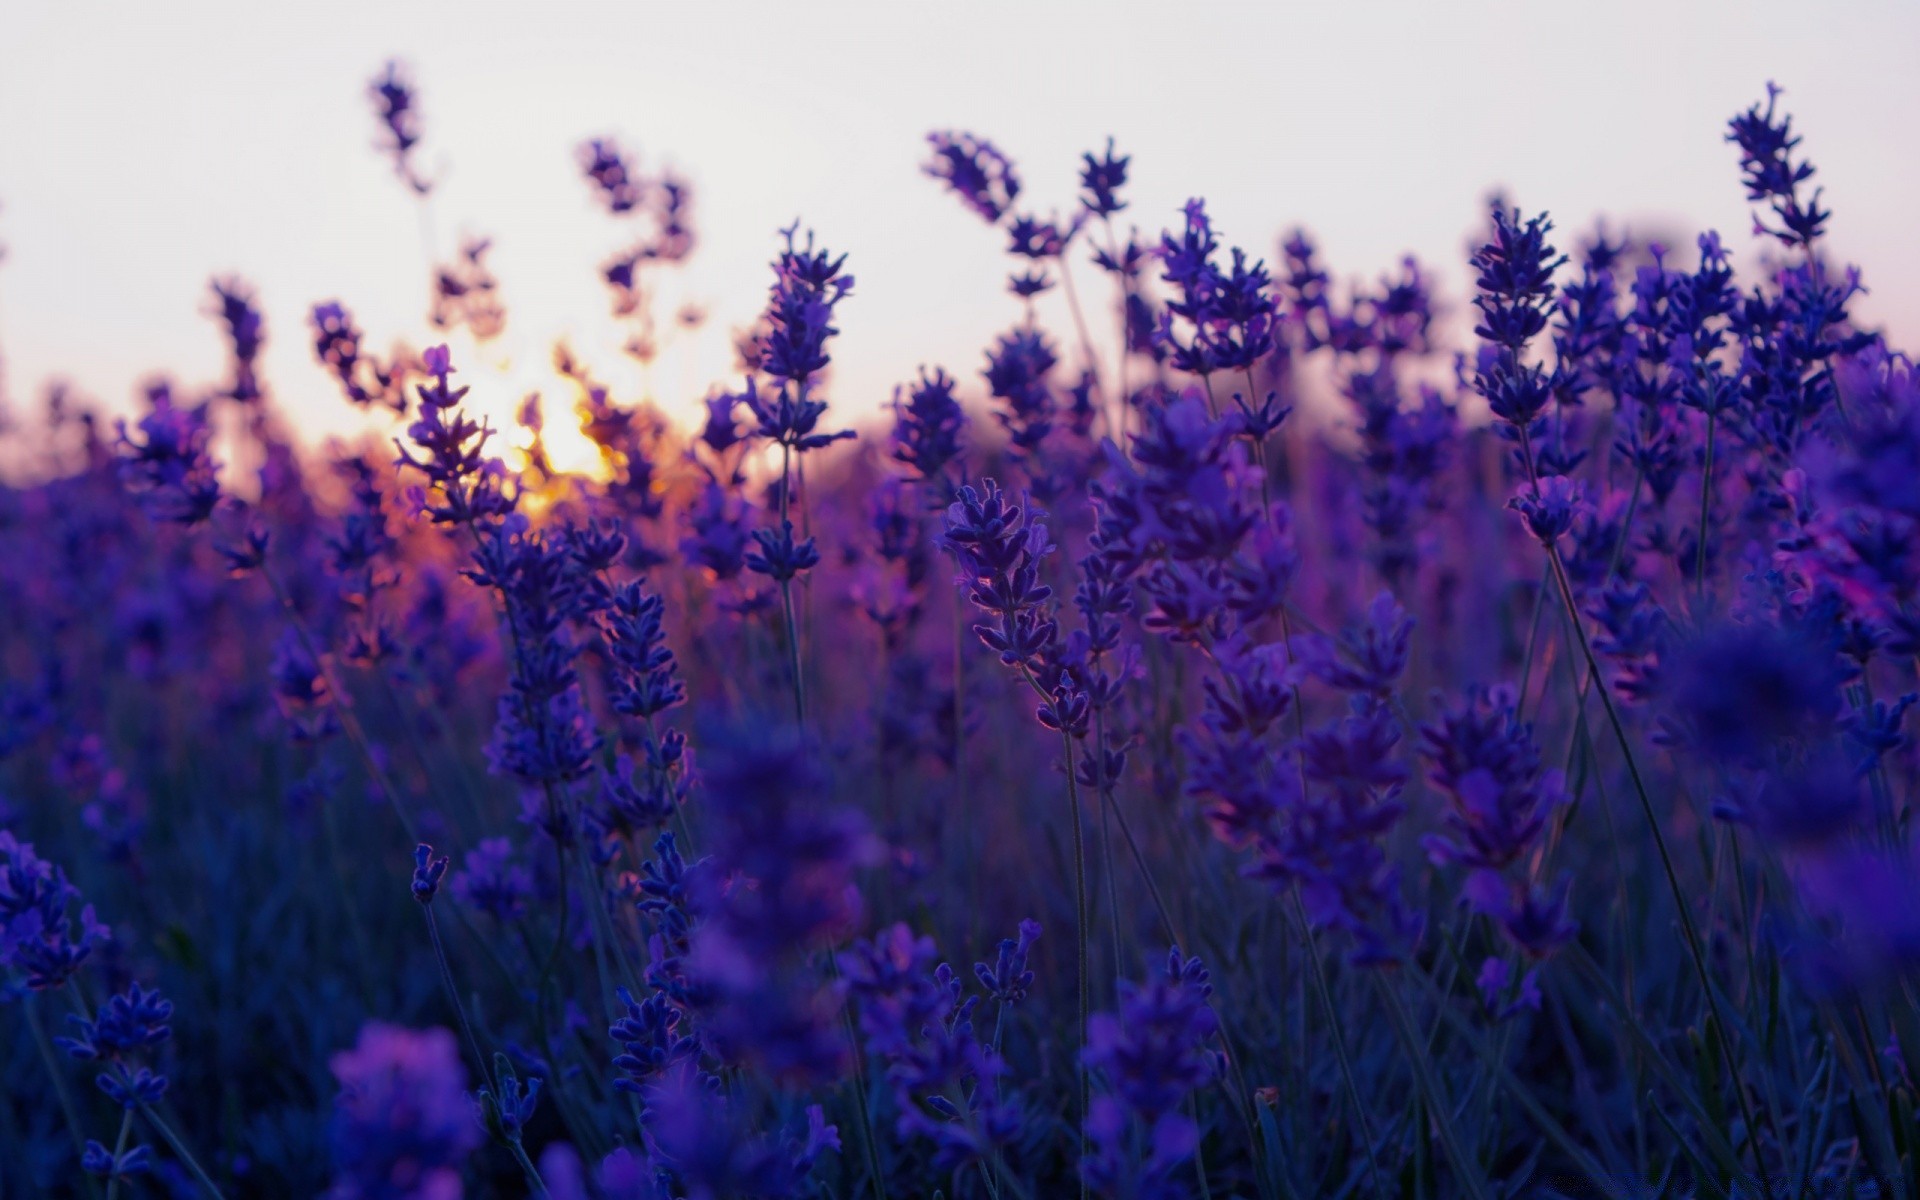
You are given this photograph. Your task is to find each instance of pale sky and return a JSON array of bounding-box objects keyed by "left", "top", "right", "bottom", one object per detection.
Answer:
[{"left": 2, "top": 1, "right": 1916, "bottom": 469}]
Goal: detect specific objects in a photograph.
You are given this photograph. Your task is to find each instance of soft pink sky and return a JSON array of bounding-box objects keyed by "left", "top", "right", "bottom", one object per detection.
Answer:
[{"left": 3, "top": 1, "right": 1916, "bottom": 466}]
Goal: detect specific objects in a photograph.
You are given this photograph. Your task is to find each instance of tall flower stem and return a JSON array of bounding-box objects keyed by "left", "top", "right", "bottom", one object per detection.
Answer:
[
  {"left": 24, "top": 996, "right": 105, "bottom": 1200},
  {"left": 1518, "top": 431, "right": 1771, "bottom": 1176},
  {"left": 260, "top": 564, "right": 422, "bottom": 844},
  {"left": 104, "top": 1109, "right": 133, "bottom": 1200},
  {"left": 1058, "top": 256, "right": 1104, "bottom": 405},
  {"left": 1694, "top": 404, "right": 1718, "bottom": 600},
  {"left": 1016, "top": 663, "right": 1089, "bottom": 1197},
  {"left": 423, "top": 906, "right": 493, "bottom": 1094},
  {"left": 1374, "top": 977, "right": 1490, "bottom": 1200},
  {"left": 1058, "top": 724, "right": 1090, "bottom": 1200},
  {"left": 778, "top": 440, "right": 807, "bottom": 725},
  {"left": 136, "top": 1105, "right": 229, "bottom": 1200},
  {"left": 1292, "top": 893, "right": 1387, "bottom": 1198},
  {"left": 823, "top": 948, "right": 890, "bottom": 1200}
]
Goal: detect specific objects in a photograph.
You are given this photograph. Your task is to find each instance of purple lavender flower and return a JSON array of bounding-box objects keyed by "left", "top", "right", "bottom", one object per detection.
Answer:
[
  {"left": 115, "top": 383, "right": 221, "bottom": 525},
  {"left": 982, "top": 326, "right": 1058, "bottom": 461},
  {"left": 448, "top": 838, "right": 531, "bottom": 922},
  {"left": 923, "top": 131, "right": 1021, "bottom": 225},
  {"left": 1508, "top": 473, "right": 1590, "bottom": 545},
  {"left": 61, "top": 983, "right": 173, "bottom": 1109},
  {"left": 1726, "top": 83, "right": 1829, "bottom": 249},
  {"left": 889, "top": 366, "right": 967, "bottom": 484},
  {"left": 1298, "top": 591, "right": 1413, "bottom": 698},
  {"left": 396, "top": 346, "right": 515, "bottom": 526},
  {"left": 1081, "top": 948, "right": 1221, "bottom": 1198},
  {"left": 410, "top": 843, "right": 450, "bottom": 906},
  {"left": 974, "top": 918, "right": 1041, "bottom": 1008},
  {"left": 579, "top": 138, "right": 645, "bottom": 215},
  {"left": 369, "top": 61, "right": 432, "bottom": 195},
  {"left": 639, "top": 1063, "right": 839, "bottom": 1200},
  {"left": 839, "top": 924, "right": 1021, "bottom": 1169},
  {"left": 0, "top": 832, "right": 109, "bottom": 991},
  {"left": 208, "top": 276, "right": 266, "bottom": 404},
  {"left": 687, "top": 721, "right": 878, "bottom": 1083},
  {"left": 327, "top": 1024, "right": 480, "bottom": 1200},
  {"left": 1079, "top": 137, "right": 1130, "bottom": 218},
  {"left": 312, "top": 301, "right": 406, "bottom": 411},
  {"left": 941, "top": 479, "right": 1059, "bottom": 673},
  {"left": 1470, "top": 205, "right": 1566, "bottom": 435}
]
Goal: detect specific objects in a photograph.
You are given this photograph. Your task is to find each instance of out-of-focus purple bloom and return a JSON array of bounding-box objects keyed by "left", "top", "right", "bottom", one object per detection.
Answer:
[
  {"left": 580, "top": 138, "right": 645, "bottom": 215},
  {"left": 1421, "top": 685, "right": 1564, "bottom": 872},
  {"left": 1079, "top": 137, "right": 1130, "bottom": 217},
  {"left": 889, "top": 366, "right": 967, "bottom": 484},
  {"left": 115, "top": 383, "right": 221, "bottom": 526},
  {"left": 1081, "top": 948, "right": 1221, "bottom": 1198},
  {"left": 1475, "top": 956, "right": 1544, "bottom": 1020},
  {"left": 839, "top": 924, "right": 1020, "bottom": 1169},
  {"left": 208, "top": 276, "right": 266, "bottom": 404},
  {"left": 688, "top": 722, "right": 877, "bottom": 1083},
  {"left": 312, "top": 301, "right": 407, "bottom": 412},
  {"left": 83, "top": 1140, "right": 153, "bottom": 1182},
  {"left": 1299, "top": 591, "right": 1413, "bottom": 698},
  {"left": 680, "top": 477, "right": 756, "bottom": 582},
  {"left": 327, "top": 1024, "right": 480, "bottom": 1200},
  {"left": 449, "top": 838, "right": 532, "bottom": 922},
  {"left": 369, "top": 61, "right": 432, "bottom": 195},
  {"left": 1662, "top": 620, "right": 1846, "bottom": 765},
  {"left": 982, "top": 325, "right": 1058, "bottom": 464},
  {"left": 923, "top": 131, "right": 1021, "bottom": 225},
  {"left": 430, "top": 237, "right": 506, "bottom": 342}
]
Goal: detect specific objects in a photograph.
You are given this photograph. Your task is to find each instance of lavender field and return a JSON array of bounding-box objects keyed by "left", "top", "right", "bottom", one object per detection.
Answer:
[{"left": 1, "top": 47, "right": 1916, "bottom": 1200}]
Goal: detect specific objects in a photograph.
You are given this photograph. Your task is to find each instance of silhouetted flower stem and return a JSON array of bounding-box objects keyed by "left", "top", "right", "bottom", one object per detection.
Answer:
[
  {"left": 261, "top": 563, "right": 422, "bottom": 844},
  {"left": 1059, "top": 725, "right": 1090, "bottom": 1200},
  {"left": 1374, "top": 976, "right": 1489, "bottom": 1200},
  {"left": 1695, "top": 402, "right": 1718, "bottom": 600},
  {"left": 1519, "top": 429, "right": 1772, "bottom": 1176},
  {"left": 133, "top": 1105, "right": 226, "bottom": 1200},
  {"left": 24, "top": 997, "right": 104, "bottom": 1200},
  {"left": 423, "top": 905, "right": 492, "bottom": 1093},
  {"left": 104, "top": 1110, "right": 133, "bottom": 1200},
  {"left": 1292, "top": 890, "right": 1386, "bottom": 1198},
  {"left": 1015, "top": 661, "right": 1089, "bottom": 1195},
  {"left": 821, "top": 947, "right": 890, "bottom": 1200}
]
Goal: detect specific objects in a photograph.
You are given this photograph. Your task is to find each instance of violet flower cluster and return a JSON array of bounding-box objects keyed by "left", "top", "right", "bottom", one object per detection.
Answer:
[{"left": 5, "top": 67, "right": 1920, "bottom": 1200}]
